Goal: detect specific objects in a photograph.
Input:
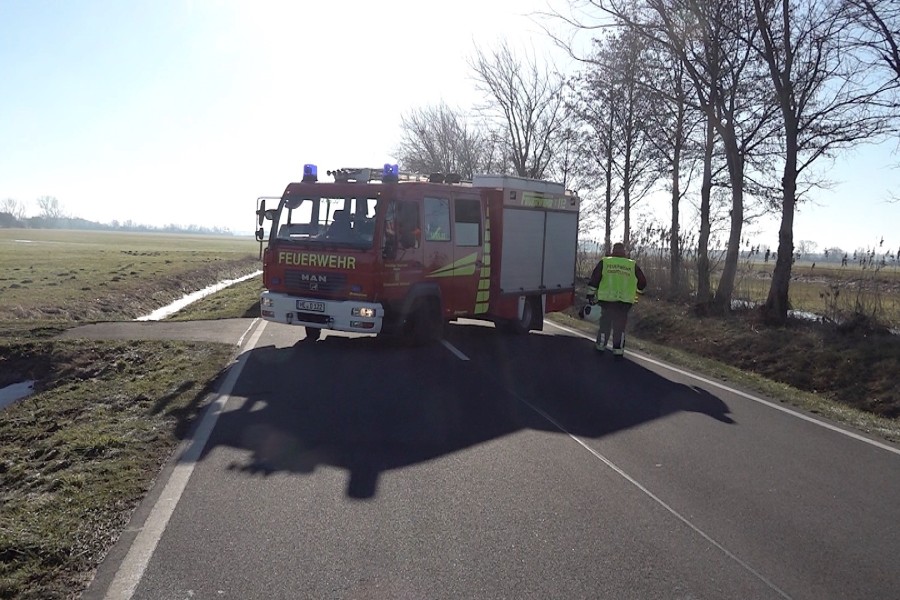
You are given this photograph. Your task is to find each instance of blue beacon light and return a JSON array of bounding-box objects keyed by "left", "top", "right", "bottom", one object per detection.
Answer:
[
  {"left": 383, "top": 163, "right": 399, "bottom": 181},
  {"left": 302, "top": 164, "right": 318, "bottom": 182}
]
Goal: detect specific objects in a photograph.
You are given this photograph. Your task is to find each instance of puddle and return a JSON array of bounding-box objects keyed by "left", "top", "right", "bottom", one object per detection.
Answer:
[
  {"left": 732, "top": 299, "right": 898, "bottom": 334},
  {"left": 0, "top": 380, "right": 35, "bottom": 411},
  {"left": 136, "top": 271, "right": 261, "bottom": 321}
]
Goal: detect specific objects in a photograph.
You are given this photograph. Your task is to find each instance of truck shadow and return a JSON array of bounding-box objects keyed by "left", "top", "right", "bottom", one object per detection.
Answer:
[{"left": 201, "top": 323, "right": 733, "bottom": 500}]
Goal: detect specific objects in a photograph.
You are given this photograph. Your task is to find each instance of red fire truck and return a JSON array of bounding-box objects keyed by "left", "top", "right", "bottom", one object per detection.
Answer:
[{"left": 255, "top": 164, "right": 580, "bottom": 343}]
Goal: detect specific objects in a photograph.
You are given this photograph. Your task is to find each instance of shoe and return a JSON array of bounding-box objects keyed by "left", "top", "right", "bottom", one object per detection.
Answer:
[
  {"left": 595, "top": 342, "right": 605, "bottom": 353},
  {"left": 612, "top": 347, "right": 625, "bottom": 361}
]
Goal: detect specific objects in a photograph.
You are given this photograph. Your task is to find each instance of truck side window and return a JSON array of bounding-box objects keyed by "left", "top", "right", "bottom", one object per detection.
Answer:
[
  {"left": 424, "top": 197, "right": 451, "bottom": 241},
  {"left": 455, "top": 198, "right": 482, "bottom": 246},
  {"left": 384, "top": 200, "right": 420, "bottom": 256},
  {"left": 397, "top": 201, "right": 420, "bottom": 249}
]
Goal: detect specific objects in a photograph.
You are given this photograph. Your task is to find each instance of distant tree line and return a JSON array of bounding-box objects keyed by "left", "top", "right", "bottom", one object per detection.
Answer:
[{"left": 0, "top": 196, "right": 234, "bottom": 235}]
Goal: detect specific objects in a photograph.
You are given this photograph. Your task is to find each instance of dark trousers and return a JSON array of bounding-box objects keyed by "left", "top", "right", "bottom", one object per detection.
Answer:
[{"left": 596, "top": 301, "right": 633, "bottom": 350}]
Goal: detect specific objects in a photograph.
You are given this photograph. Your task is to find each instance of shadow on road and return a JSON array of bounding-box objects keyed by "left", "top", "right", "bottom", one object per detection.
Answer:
[{"left": 199, "top": 323, "right": 733, "bottom": 500}]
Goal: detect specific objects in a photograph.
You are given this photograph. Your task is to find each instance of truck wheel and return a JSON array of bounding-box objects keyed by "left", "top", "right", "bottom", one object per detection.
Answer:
[
  {"left": 406, "top": 299, "right": 442, "bottom": 346},
  {"left": 303, "top": 327, "right": 321, "bottom": 342},
  {"left": 503, "top": 296, "right": 539, "bottom": 335}
]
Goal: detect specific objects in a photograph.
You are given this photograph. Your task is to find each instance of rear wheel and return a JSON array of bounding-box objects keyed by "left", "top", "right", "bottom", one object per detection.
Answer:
[
  {"left": 502, "top": 296, "right": 540, "bottom": 335},
  {"left": 405, "top": 298, "right": 443, "bottom": 346}
]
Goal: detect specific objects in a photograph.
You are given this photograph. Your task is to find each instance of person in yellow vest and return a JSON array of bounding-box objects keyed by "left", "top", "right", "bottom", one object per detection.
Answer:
[{"left": 586, "top": 242, "right": 647, "bottom": 359}]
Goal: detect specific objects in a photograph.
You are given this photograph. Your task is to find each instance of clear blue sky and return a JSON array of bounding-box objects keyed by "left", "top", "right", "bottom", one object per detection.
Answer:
[{"left": 1, "top": 0, "right": 897, "bottom": 255}]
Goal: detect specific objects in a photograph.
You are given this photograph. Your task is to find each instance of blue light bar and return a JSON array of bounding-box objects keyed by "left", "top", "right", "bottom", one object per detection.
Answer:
[
  {"left": 383, "top": 163, "right": 399, "bottom": 182},
  {"left": 302, "top": 164, "right": 318, "bottom": 183}
]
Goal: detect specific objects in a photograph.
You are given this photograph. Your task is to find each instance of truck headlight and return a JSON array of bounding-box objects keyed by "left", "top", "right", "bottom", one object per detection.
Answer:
[
  {"left": 351, "top": 307, "right": 375, "bottom": 318},
  {"left": 261, "top": 296, "right": 274, "bottom": 308}
]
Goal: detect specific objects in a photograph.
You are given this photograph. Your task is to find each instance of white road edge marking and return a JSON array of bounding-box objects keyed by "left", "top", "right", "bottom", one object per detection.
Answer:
[
  {"left": 235, "top": 317, "right": 258, "bottom": 348},
  {"left": 521, "top": 395, "right": 793, "bottom": 599},
  {"left": 103, "top": 319, "right": 268, "bottom": 600},
  {"left": 441, "top": 339, "right": 470, "bottom": 361},
  {"left": 546, "top": 320, "right": 900, "bottom": 457}
]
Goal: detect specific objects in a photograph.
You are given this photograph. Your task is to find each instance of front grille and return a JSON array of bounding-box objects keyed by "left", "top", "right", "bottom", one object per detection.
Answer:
[{"left": 284, "top": 270, "right": 347, "bottom": 294}]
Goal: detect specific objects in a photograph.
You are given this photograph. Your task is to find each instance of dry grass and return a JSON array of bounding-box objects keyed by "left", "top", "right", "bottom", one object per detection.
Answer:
[
  {"left": 0, "top": 230, "right": 259, "bottom": 323},
  {"left": 0, "top": 339, "right": 235, "bottom": 599}
]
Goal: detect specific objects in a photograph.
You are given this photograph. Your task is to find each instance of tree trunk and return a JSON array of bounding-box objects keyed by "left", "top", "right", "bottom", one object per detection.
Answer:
[
  {"left": 697, "top": 114, "right": 714, "bottom": 303},
  {"left": 764, "top": 111, "right": 798, "bottom": 325},
  {"left": 670, "top": 142, "right": 682, "bottom": 295},
  {"left": 714, "top": 135, "right": 744, "bottom": 312},
  {"left": 604, "top": 160, "right": 613, "bottom": 255},
  {"left": 623, "top": 137, "right": 633, "bottom": 248},
  {"left": 604, "top": 124, "right": 614, "bottom": 255}
]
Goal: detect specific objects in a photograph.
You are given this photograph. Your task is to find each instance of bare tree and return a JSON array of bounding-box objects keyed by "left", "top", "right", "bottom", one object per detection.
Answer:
[
  {"left": 568, "top": 35, "right": 620, "bottom": 254},
  {"left": 846, "top": 0, "right": 900, "bottom": 81},
  {"left": 751, "top": 0, "right": 899, "bottom": 324},
  {"left": 569, "top": 28, "right": 661, "bottom": 251},
  {"left": 396, "top": 102, "right": 497, "bottom": 179},
  {"left": 1, "top": 198, "right": 27, "bottom": 221},
  {"left": 643, "top": 39, "right": 705, "bottom": 295},
  {"left": 570, "top": 42, "right": 622, "bottom": 254},
  {"left": 36, "top": 195, "right": 64, "bottom": 220},
  {"left": 554, "top": 0, "right": 780, "bottom": 311},
  {"left": 606, "top": 27, "right": 661, "bottom": 247},
  {"left": 469, "top": 42, "right": 568, "bottom": 180},
  {"left": 654, "top": 0, "right": 781, "bottom": 311}
]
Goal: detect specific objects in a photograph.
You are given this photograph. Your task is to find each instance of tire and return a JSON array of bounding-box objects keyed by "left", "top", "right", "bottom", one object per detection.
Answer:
[
  {"left": 405, "top": 298, "right": 443, "bottom": 346},
  {"left": 503, "top": 296, "right": 539, "bottom": 335},
  {"left": 303, "top": 327, "right": 321, "bottom": 342}
]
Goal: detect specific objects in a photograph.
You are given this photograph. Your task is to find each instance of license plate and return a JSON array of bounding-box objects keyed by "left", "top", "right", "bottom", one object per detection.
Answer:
[{"left": 297, "top": 300, "right": 326, "bottom": 312}]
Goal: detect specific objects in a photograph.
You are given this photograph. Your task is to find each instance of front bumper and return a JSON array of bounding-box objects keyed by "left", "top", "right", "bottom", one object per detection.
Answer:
[{"left": 259, "top": 291, "right": 383, "bottom": 334}]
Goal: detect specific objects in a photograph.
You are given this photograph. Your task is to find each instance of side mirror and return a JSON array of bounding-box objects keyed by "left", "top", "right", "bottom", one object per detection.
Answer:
[
  {"left": 256, "top": 199, "right": 266, "bottom": 226},
  {"left": 255, "top": 227, "right": 264, "bottom": 242},
  {"left": 264, "top": 209, "right": 276, "bottom": 221}
]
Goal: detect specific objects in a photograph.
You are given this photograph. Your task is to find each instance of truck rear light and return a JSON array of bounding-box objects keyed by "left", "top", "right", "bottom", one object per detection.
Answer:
[{"left": 351, "top": 307, "right": 376, "bottom": 318}]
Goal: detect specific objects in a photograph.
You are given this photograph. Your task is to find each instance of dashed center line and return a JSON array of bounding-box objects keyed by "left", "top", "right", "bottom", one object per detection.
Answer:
[{"left": 441, "top": 339, "right": 470, "bottom": 360}]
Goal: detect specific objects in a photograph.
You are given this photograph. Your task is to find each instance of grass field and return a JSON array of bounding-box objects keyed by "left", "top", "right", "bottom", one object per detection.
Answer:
[
  {"left": 0, "top": 229, "right": 260, "bottom": 326},
  {"left": 731, "top": 260, "right": 900, "bottom": 327},
  {"left": 0, "top": 339, "right": 234, "bottom": 599},
  {"left": 600, "top": 252, "right": 900, "bottom": 329}
]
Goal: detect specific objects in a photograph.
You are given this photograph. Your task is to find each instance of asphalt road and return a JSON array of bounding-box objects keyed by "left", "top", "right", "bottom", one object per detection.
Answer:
[{"left": 82, "top": 318, "right": 900, "bottom": 600}]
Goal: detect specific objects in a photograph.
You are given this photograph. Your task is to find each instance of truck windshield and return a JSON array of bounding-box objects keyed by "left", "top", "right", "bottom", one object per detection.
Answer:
[{"left": 274, "top": 195, "right": 378, "bottom": 249}]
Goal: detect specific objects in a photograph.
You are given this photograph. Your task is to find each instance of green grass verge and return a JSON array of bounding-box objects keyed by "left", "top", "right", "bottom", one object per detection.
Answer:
[
  {"left": 0, "top": 339, "right": 235, "bottom": 599},
  {"left": 548, "top": 311, "right": 900, "bottom": 444},
  {"left": 166, "top": 276, "right": 263, "bottom": 321},
  {"left": 0, "top": 230, "right": 259, "bottom": 322}
]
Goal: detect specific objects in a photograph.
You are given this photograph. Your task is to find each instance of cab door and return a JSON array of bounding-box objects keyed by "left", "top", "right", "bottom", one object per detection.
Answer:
[
  {"left": 421, "top": 194, "right": 484, "bottom": 316},
  {"left": 380, "top": 197, "right": 424, "bottom": 302},
  {"left": 420, "top": 195, "right": 454, "bottom": 312},
  {"left": 451, "top": 194, "right": 486, "bottom": 316}
]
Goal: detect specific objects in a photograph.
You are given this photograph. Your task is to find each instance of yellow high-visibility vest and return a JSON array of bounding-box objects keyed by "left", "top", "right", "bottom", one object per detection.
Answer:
[{"left": 595, "top": 256, "right": 638, "bottom": 303}]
